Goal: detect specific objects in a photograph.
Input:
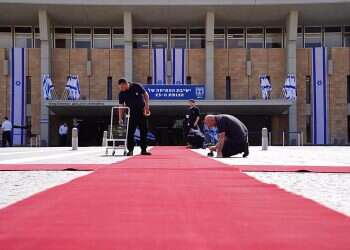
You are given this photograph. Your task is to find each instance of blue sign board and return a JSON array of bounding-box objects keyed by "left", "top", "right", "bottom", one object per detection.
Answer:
[{"left": 144, "top": 84, "right": 205, "bottom": 100}]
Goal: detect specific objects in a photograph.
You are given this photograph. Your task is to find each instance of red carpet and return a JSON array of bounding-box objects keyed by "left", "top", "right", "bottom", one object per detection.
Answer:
[
  {"left": 0, "top": 147, "right": 349, "bottom": 250},
  {"left": 236, "top": 165, "right": 350, "bottom": 173}
]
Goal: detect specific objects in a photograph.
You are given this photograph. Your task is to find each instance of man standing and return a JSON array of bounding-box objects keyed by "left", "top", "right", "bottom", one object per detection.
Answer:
[
  {"left": 58, "top": 123, "right": 68, "bottom": 146},
  {"left": 204, "top": 114, "right": 249, "bottom": 158},
  {"left": 118, "top": 78, "right": 151, "bottom": 156},
  {"left": 1, "top": 117, "right": 12, "bottom": 147},
  {"left": 184, "top": 99, "right": 200, "bottom": 141}
]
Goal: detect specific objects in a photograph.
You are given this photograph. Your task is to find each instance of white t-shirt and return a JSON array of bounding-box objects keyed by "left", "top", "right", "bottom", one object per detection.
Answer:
[
  {"left": 59, "top": 125, "right": 68, "bottom": 135},
  {"left": 1, "top": 120, "right": 12, "bottom": 131}
]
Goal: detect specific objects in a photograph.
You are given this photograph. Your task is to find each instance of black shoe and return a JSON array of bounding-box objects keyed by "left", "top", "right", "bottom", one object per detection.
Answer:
[
  {"left": 243, "top": 143, "right": 249, "bottom": 158},
  {"left": 127, "top": 151, "right": 133, "bottom": 156},
  {"left": 141, "top": 151, "right": 152, "bottom": 156}
]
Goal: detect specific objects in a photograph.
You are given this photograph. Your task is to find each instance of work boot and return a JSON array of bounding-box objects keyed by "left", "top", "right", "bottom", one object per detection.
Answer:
[
  {"left": 243, "top": 143, "right": 249, "bottom": 158},
  {"left": 141, "top": 151, "right": 152, "bottom": 156},
  {"left": 127, "top": 151, "right": 133, "bottom": 156}
]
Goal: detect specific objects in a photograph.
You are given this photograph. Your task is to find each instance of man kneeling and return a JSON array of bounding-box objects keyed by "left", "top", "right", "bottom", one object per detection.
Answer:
[{"left": 204, "top": 114, "right": 249, "bottom": 158}]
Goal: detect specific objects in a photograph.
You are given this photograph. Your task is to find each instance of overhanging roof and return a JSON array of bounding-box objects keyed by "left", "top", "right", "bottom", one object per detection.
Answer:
[
  {"left": 47, "top": 99, "right": 293, "bottom": 116},
  {"left": 0, "top": 1, "right": 350, "bottom": 26}
]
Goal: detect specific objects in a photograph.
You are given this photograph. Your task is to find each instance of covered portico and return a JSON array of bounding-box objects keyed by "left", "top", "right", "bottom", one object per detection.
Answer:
[{"left": 47, "top": 99, "right": 292, "bottom": 146}]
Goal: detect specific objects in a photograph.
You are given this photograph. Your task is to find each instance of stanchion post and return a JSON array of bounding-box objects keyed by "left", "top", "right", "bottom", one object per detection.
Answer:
[
  {"left": 72, "top": 128, "right": 78, "bottom": 150},
  {"left": 301, "top": 132, "right": 304, "bottom": 146},
  {"left": 268, "top": 132, "right": 272, "bottom": 146},
  {"left": 297, "top": 132, "right": 301, "bottom": 147},
  {"left": 262, "top": 128, "right": 268, "bottom": 151},
  {"left": 102, "top": 130, "right": 108, "bottom": 147},
  {"left": 282, "top": 131, "right": 285, "bottom": 146}
]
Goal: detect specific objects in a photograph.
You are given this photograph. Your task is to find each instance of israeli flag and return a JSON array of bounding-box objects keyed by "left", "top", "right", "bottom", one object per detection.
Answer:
[
  {"left": 260, "top": 74, "right": 272, "bottom": 100},
  {"left": 65, "top": 75, "right": 81, "bottom": 100},
  {"left": 172, "top": 48, "right": 186, "bottom": 84},
  {"left": 312, "top": 47, "right": 329, "bottom": 145},
  {"left": 42, "top": 74, "right": 54, "bottom": 100},
  {"left": 152, "top": 48, "right": 166, "bottom": 84},
  {"left": 10, "top": 48, "right": 27, "bottom": 145},
  {"left": 282, "top": 74, "right": 297, "bottom": 101}
]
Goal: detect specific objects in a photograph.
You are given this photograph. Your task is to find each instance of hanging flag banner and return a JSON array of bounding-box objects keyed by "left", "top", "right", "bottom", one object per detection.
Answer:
[
  {"left": 10, "top": 48, "right": 27, "bottom": 145},
  {"left": 42, "top": 74, "right": 54, "bottom": 100},
  {"left": 152, "top": 48, "right": 167, "bottom": 85},
  {"left": 260, "top": 74, "right": 272, "bottom": 100},
  {"left": 312, "top": 47, "right": 329, "bottom": 145},
  {"left": 172, "top": 48, "right": 186, "bottom": 84},
  {"left": 65, "top": 75, "right": 81, "bottom": 100},
  {"left": 144, "top": 84, "right": 205, "bottom": 100},
  {"left": 282, "top": 74, "right": 297, "bottom": 101}
]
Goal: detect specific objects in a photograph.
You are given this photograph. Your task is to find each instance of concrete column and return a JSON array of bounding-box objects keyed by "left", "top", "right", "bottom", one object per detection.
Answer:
[
  {"left": 205, "top": 11, "right": 215, "bottom": 100},
  {"left": 286, "top": 10, "right": 298, "bottom": 144},
  {"left": 38, "top": 10, "right": 52, "bottom": 146},
  {"left": 124, "top": 11, "right": 133, "bottom": 82}
]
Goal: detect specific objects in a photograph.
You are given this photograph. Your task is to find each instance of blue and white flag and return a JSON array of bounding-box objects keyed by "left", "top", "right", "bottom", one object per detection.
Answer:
[
  {"left": 282, "top": 74, "right": 297, "bottom": 101},
  {"left": 9, "top": 48, "right": 26, "bottom": 145},
  {"left": 172, "top": 48, "right": 186, "bottom": 84},
  {"left": 152, "top": 48, "right": 166, "bottom": 84},
  {"left": 42, "top": 74, "right": 54, "bottom": 100},
  {"left": 260, "top": 74, "right": 272, "bottom": 100},
  {"left": 65, "top": 75, "right": 80, "bottom": 100},
  {"left": 312, "top": 47, "right": 329, "bottom": 144}
]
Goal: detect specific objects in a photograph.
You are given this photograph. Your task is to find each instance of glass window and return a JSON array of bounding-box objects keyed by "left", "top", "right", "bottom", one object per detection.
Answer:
[
  {"left": 265, "top": 27, "right": 283, "bottom": 48},
  {"left": 93, "top": 27, "right": 110, "bottom": 48},
  {"left": 306, "top": 115, "right": 312, "bottom": 143},
  {"left": 227, "top": 28, "right": 245, "bottom": 48},
  {"left": 347, "top": 75, "right": 350, "bottom": 103},
  {"left": 0, "top": 26, "right": 12, "bottom": 48},
  {"left": 214, "top": 28, "right": 226, "bottom": 48},
  {"left": 189, "top": 28, "right": 205, "bottom": 48},
  {"left": 14, "top": 26, "right": 32, "bottom": 48},
  {"left": 34, "top": 27, "right": 41, "bottom": 48},
  {"left": 170, "top": 28, "right": 187, "bottom": 48},
  {"left": 304, "top": 26, "right": 322, "bottom": 48},
  {"left": 297, "top": 27, "right": 303, "bottom": 48},
  {"left": 324, "top": 26, "right": 342, "bottom": 48},
  {"left": 54, "top": 27, "right": 72, "bottom": 48},
  {"left": 112, "top": 28, "right": 124, "bottom": 48},
  {"left": 247, "top": 27, "right": 264, "bottom": 48},
  {"left": 306, "top": 75, "right": 311, "bottom": 104},
  {"left": 74, "top": 27, "right": 91, "bottom": 48},
  {"left": 133, "top": 28, "right": 149, "bottom": 48},
  {"left": 344, "top": 26, "right": 350, "bottom": 47},
  {"left": 151, "top": 28, "right": 167, "bottom": 48}
]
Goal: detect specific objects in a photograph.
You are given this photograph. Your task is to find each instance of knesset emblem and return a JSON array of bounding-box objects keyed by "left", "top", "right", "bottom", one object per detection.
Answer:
[
  {"left": 317, "top": 80, "right": 323, "bottom": 86},
  {"left": 15, "top": 81, "right": 21, "bottom": 86}
]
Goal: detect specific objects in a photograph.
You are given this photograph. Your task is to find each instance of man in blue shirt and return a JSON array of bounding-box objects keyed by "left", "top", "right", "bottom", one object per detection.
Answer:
[
  {"left": 204, "top": 114, "right": 249, "bottom": 158},
  {"left": 118, "top": 79, "right": 151, "bottom": 156}
]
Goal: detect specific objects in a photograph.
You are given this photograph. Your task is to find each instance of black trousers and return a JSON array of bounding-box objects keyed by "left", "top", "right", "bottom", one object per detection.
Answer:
[
  {"left": 59, "top": 134, "right": 67, "bottom": 146},
  {"left": 222, "top": 136, "right": 248, "bottom": 158},
  {"left": 128, "top": 111, "right": 148, "bottom": 152},
  {"left": 2, "top": 131, "right": 12, "bottom": 147}
]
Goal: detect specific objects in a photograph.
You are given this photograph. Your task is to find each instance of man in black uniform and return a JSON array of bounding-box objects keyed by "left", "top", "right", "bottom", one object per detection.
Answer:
[
  {"left": 204, "top": 114, "right": 249, "bottom": 158},
  {"left": 118, "top": 78, "right": 151, "bottom": 156},
  {"left": 184, "top": 99, "right": 200, "bottom": 142}
]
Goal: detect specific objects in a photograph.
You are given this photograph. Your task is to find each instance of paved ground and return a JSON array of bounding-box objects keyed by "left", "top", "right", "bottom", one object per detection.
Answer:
[
  {"left": 0, "top": 147, "right": 136, "bottom": 164},
  {"left": 193, "top": 146, "right": 350, "bottom": 167},
  {"left": 0, "top": 146, "right": 350, "bottom": 216},
  {"left": 0, "top": 171, "right": 91, "bottom": 209}
]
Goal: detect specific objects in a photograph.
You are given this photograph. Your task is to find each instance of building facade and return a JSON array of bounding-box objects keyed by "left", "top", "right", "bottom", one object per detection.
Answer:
[{"left": 0, "top": 0, "right": 350, "bottom": 146}]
